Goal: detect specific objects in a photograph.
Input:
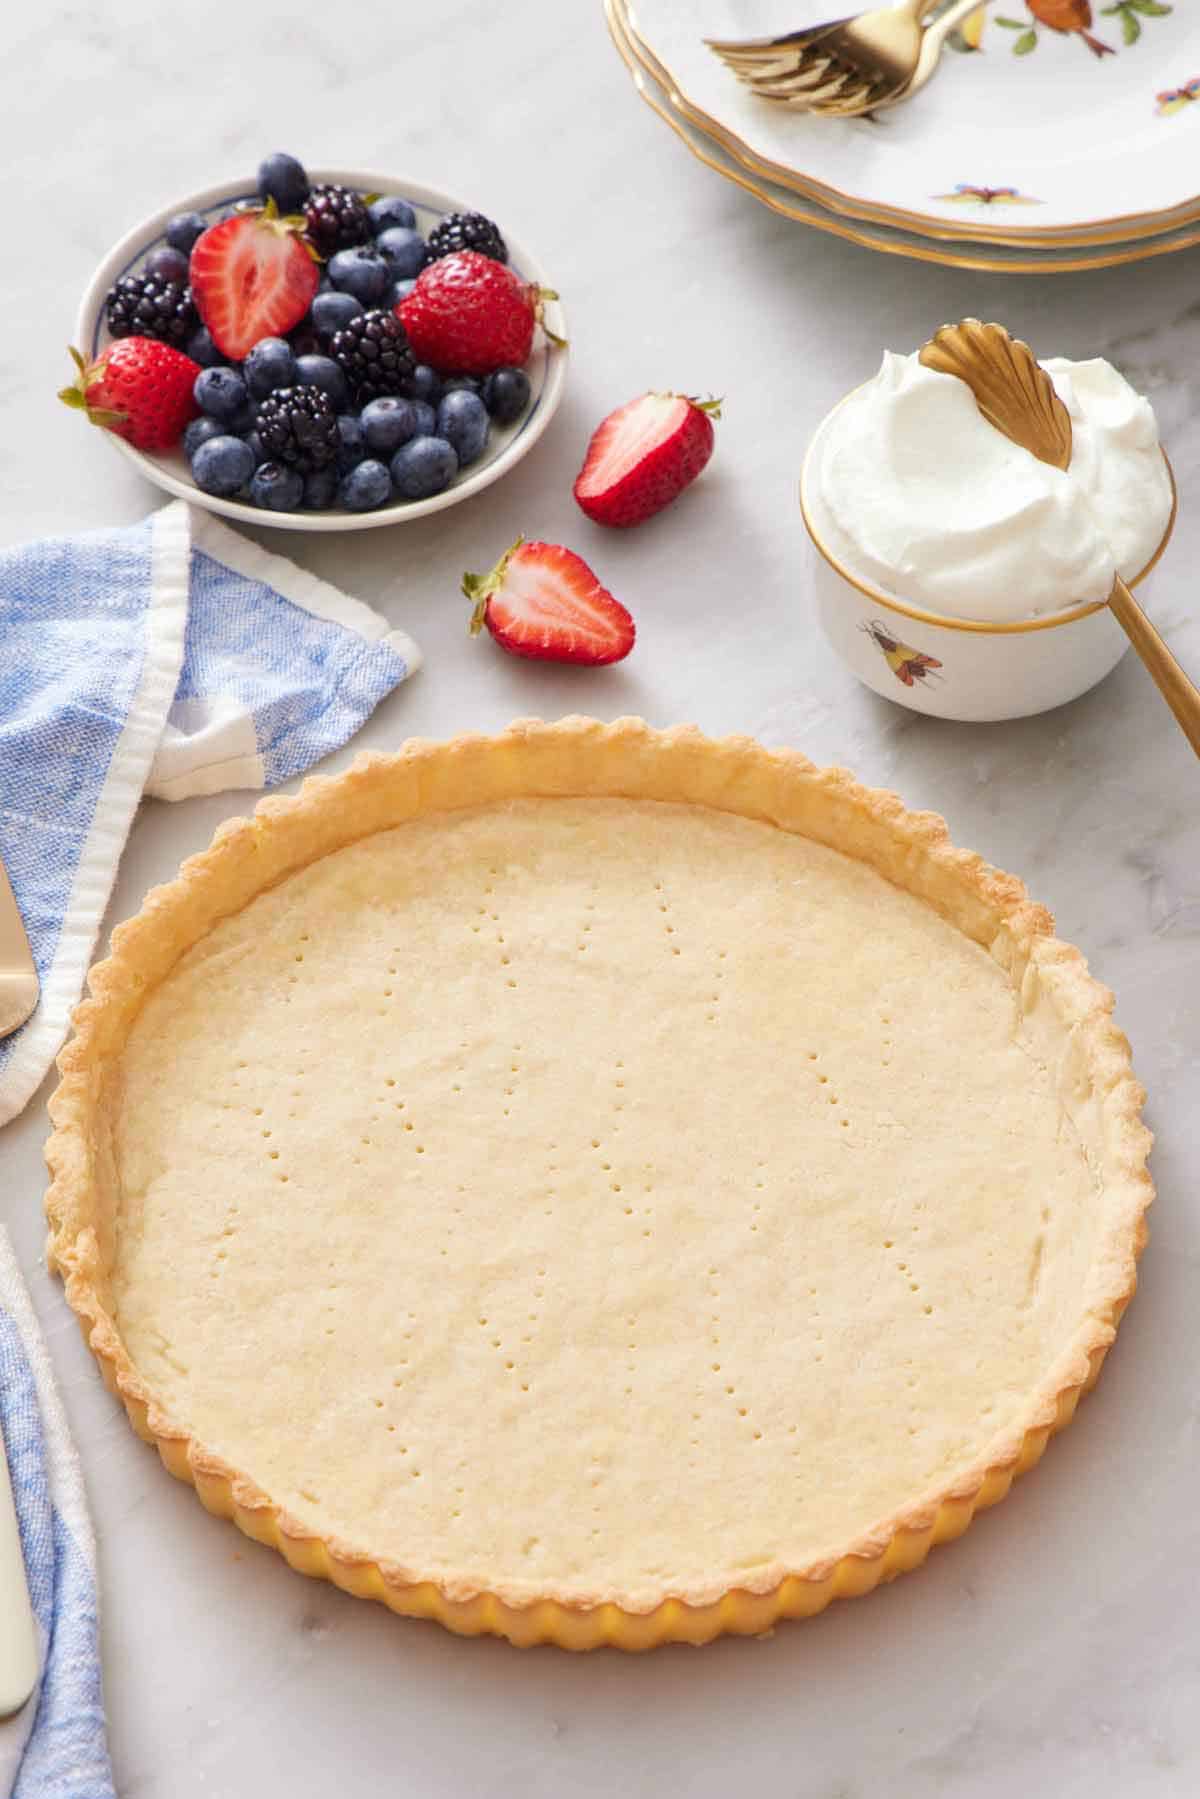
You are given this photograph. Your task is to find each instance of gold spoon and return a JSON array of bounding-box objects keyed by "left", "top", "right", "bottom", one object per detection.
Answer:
[{"left": 919, "top": 319, "right": 1200, "bottom": 759}]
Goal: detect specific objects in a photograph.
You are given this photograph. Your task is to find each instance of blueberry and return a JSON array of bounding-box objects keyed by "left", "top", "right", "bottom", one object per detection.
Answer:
[
  {"left": 183, "top": 415, "right": 226, "bottom": 461},
  {"left": 244, "top": 336, "right": 297, "bottom": 400},
  {"left": 144, "top": 244, "right": 190, "bottom": 285},
  {"left": 302, "top": 466, "right": 339, "bottom": 510},
  {"left": 328, "top": 247, "right": 390, "bottom": 305},
  {"left": 249, "top": 460, "right": 305, "bottom": 511},
  {"left": 410, "top": 399, "right": 436, "bottom": 437},
  {"left": 374, "top": 227, "right": 427, "bottom": 278},
  {"left": 359, "top": 396, "right": 417, "bottom": 455},
  {"left": 242, "top": 430, "right": 268, "bottom": 466},
  {"left": 311, "top": 290, "right": 363, "bottom": 339},
  {"left": 257, "top": 152, "right": 309, "bottom": 214},
  {"left": 185, "top": 326, "right": 225, "bottom": 368},
  {"left": 389, "top": 435, "right": 458, "bottom": 500},
  {"left": 389, "top": 278, "right": 417, "bottom": 310},
  {"left": 191, "top": 435, "right": 255, "bottom": 497},
  {"left": 436, "top": 390, "right": 489, "bottom": 466},
  {"left": 294, "top": 353, "right": 350, "bottom": 413},
  {"left": 404, "top": 363, "right": 442, "bottom": 406},
  {"left": 335, "top": 414, "right": 368, "bottom": 473},
  {"left": 166, "top": 210, "right": 207, "bottom": 255},
  {"left": 368, "top": 194, "right": 417, "bottom": 235},
  {"left": 481, "top": 366, "right": 531, "bottom": 425},
  {"left": 440, "top": 374, "right": 481, "bottom": 395},
  {"left": 194, "top": 365, "right": 248, "bottom": 423},
  {"left": 289, "top": 327, "right": 322, "bottom": 359},
  {"left": 339, "top": 458, "right": 393, "bottom": 511}
]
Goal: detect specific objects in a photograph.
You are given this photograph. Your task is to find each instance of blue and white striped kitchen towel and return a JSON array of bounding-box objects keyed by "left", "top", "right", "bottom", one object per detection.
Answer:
[
  {"left": 0, "top": 498, "right": 421, "bottom": 1129},
  {"left": 0, "top": 499, "right": 420, "bottom": 1795},
  {"left": 1, "top": 1231, "right": 110, "bottom": 1799}
]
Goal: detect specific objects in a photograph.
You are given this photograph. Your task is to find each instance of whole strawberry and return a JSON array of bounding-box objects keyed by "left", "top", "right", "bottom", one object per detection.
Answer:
[
  {"left": 58, "top": 340, "right": 201, "bottom": 451},
  {"left": 397, "top": 250, "right": 562, "bottom": 375},
  {"left": 574, "top": 392, "right": 720, "bottom": 528}
]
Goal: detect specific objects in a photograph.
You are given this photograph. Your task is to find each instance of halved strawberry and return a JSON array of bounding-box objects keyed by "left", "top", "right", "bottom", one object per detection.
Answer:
[
  {"left": 574, "top": 392, "right": 720, "bottom": 528},
  {"left": 189, "top": 202, "right": 319, "bottom": 360},
  {"left": 463, "top": 537, "right": 635, "bottom": 666},
  {"left": 58, "top": 340, "right": 200, "bottom": 451}
]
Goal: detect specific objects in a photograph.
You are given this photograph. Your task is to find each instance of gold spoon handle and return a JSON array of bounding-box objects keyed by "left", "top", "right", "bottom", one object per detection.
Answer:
[{"left": 1109, "top": 576, "right": 1200, "bottom": 760}]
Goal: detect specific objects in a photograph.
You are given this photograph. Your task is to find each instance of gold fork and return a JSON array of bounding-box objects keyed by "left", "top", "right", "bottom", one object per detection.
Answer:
[{"left": 706, "top": 0, "right": 988, "bottom": 119}]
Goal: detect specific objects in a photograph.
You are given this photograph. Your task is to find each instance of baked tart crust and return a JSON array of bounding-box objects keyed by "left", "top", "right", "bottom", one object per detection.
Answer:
[{"left": 44, "top": 718, "right": 1152, "bottom": 1650}]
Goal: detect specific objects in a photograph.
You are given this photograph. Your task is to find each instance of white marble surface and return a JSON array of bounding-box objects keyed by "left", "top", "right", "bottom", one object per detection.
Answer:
[{"left": 5, "top": 3, "right": 1200, "bottom": 1794}]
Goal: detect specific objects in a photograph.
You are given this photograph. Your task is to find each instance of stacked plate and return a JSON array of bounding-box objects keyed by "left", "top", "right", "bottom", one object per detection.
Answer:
[{"left": 607, "top": 0, "right": 1200, "bottom": 273}]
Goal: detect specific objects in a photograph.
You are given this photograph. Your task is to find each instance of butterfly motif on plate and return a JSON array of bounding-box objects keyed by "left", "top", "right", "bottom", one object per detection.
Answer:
[
  {"left": 933, "top": 184, "right": 1043, "bottom": 207},
  {"left": 1156, "top": 76, "right": 1200, "bottom": 115}
]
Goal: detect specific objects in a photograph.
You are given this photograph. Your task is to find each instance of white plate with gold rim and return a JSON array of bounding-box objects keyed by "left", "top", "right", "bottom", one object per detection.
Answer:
[
  {"left": 608, "top": 0, "right": 1200, "bottom": 272},
  {"left": 620, "top": 0, "right": 1200, "bottom": 246}
]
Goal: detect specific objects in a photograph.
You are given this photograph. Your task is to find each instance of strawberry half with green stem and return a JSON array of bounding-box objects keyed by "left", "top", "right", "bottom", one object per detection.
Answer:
[
  {"left": 464, "top": 537, "right": 634, "bottom": 666},
  {"left": 574, "top": 392, "right": 721, "bottom": 527},
  {"left": 58, "top": 340, "right": 200, "bottom": 450},
  {"left": 189, "top": 199, "right": 320, "bottom": 360},
  {"left": 398, "top": 250, "right": 563, "bottom": 375}
]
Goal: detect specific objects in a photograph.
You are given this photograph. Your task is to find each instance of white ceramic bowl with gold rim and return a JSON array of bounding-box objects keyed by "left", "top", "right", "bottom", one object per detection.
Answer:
[{"left": 799, "top": 407, "right": 1177, "bottom": 724}]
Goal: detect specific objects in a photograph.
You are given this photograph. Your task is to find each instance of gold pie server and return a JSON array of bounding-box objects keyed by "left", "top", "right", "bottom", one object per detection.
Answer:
[
  {"left": 0, "top": 850, "right": 39, "bottom": 1720},
  {"left": 919, "top": 319, "right": 1200, "bottom": 759},
  {"left": 0, "top": 853, "right": 38, "bottom": 1043}
]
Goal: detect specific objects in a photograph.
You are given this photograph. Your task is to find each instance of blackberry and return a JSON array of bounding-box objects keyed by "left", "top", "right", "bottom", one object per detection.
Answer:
[
  {"left": 330, "top": 309, "right": 414, "bottom": 403},
  {"left": 426, "top": 211, "right": 508, "bottom": 265},
  {"left": 304, "top": 183, "right": 371, "bottom": 254},
  {"left": 105, "top": 273, "right": 197, "bottom": 347},
  {"left": 255, "top": 386, "right": 339, "bottom": 470}
]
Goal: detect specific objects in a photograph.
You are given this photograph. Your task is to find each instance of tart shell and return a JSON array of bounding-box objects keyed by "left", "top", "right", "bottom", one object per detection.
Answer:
[{"left": 44, "top": 717, "right": 1152, "bottom": 1649}]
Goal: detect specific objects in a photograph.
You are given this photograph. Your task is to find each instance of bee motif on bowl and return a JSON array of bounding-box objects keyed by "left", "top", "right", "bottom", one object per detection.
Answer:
[{"left": 860, "top": 620, "right": 944, "bottom": 688}]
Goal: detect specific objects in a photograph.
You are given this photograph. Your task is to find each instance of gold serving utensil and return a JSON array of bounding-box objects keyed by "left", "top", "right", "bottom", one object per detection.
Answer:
[
  {"left": 0, "top": 853, "right": 38, "bottom": 1041},
  {"left": 0, "top": 849, "right": 40, "bottom": 1722},
  {"left": 920, "top": 319, "right": 1200, "bottom": 759},
  {"left": 0, "top": 1433, "right": 38, "bottom": 1718},
  {"left": 706, "top": 0, "right": 988, "bottom": 119}
]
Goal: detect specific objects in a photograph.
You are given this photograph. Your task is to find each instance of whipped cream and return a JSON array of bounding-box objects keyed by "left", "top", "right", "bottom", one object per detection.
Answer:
[{"left": 811, "top": 350, "right": 1171, "bottom": 623}]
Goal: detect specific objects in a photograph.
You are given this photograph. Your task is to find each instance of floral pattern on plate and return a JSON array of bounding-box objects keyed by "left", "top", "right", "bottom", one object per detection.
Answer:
[{"left": 989, "top": 1, "right": 1172, "bottom": 59}]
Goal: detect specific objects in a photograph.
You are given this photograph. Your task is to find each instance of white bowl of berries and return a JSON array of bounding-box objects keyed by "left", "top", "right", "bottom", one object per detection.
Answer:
[{"left": 67, "top": 157, "right": 568, "bottom": 530}]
